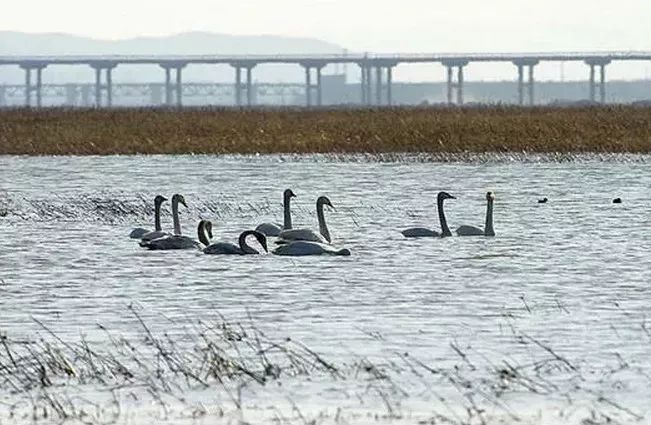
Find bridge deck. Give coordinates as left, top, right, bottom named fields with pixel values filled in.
left=1, top=52, right=650, bottom=66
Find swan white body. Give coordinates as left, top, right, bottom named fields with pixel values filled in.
left=456, top=192, right=496, bottom=237
left=129, top=195, right=167, bottom=239
left=402, top=192, right=455, bottom=238
left=272, top=241, right=350, bottom=257
left=256, top=189, right=296, bottom=237
left=204, top=230, right=268, bottom=255
left=277, top=196, right=334, bottom=244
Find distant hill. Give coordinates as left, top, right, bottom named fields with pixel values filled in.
left=0, top=31, right=346, bottom=56
left=0, top=31, right=349, bottom=84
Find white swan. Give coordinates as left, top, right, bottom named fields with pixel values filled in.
left=456, top=192, right=495, bottom=237
left=141, top=194, right=204, bottom=250
left=276, top=196, right=334, bottom=244
left=129, top=195, right=167, bottom=239
left=402, top=191, right=455, bottom=238
left=204, top=230, right=268, bottom=255
left=272, top=241, right=351, bottom=256
left=255, top=189, right=296, bottom=237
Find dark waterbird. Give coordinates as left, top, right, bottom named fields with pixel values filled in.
left=456, top=192, right=496, bottom=237
left=204, top=229, right=269, bottom=255
left=402, top=191, right=456, bottom=238
left=255, top=189, right=297, bottom=237
left=129, top=195, right=168, bottom=239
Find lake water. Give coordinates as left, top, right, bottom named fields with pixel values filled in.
left=1, top=154, right=651, bottom=424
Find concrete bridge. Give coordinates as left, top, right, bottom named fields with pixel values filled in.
left=1, top=52, right=650, bottom=108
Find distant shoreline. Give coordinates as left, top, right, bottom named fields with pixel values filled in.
left=1, top=106, right=649, bottom=156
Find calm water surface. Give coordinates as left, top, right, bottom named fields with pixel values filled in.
left=1, top=155, right=650, bottom=424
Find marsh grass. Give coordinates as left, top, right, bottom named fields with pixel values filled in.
left=0, top=106, right=649, bottom=155
left=0, top=304, right=647, bottom=424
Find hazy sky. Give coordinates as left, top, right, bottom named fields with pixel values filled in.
left=2, top=0, right=650, bottom=81
left=3, top=0, right=650, bottom=52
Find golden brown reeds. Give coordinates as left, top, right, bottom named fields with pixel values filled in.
left=0, top=105, right=650, bottom=155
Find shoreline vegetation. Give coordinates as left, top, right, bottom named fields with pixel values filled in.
left=0, top=105, right=650, bottom=156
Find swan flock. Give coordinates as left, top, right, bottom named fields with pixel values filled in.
left=131, top=189, right=497, bottom=256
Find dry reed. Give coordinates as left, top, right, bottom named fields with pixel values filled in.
left=0, top=106, right=649, bottom=155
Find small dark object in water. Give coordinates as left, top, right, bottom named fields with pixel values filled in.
left=613, top=198, right=622, bottom=204
left=538, top=198, right=548, bottom=204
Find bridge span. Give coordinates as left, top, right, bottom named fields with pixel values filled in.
left=1, top=52, right=650, bottom=108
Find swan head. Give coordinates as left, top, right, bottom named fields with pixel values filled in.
left=154, top=195, right=168, bottom=206
left=252, top=230, right=268, bottom=252
left=284, top=189, right=297, bottom=199
left=438, top=191, right=456, bottom=201
left=317, top=196, right=335, bottom=211
left=172, top=194, right=188, bottom=208
left=486, top=192, right=495, bottom=202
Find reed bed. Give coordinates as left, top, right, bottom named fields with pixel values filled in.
left=0, top=106, right=650, bottom=155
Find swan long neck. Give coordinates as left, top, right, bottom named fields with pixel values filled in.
left=283, top=194, right=293, bottom=230
left=198, top=222, right=211, bottom=246
left=154, top=201, right=162, bottom=232
left=485, top=199, right=495, bottom=237
left=172, top=198, right=182, bottom=236
left=239, top=231, right=258, bottom=254
left=317, top=201, right=331, bottom=243
left=437, top=197, right=451, bottom=237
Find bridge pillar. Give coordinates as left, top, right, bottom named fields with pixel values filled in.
left=387, top=66, right=393, bottom=106
left=367, top=63, right=397, bottom=106
left=232, top=63, right=257, bottom=107
left=358, top=61, right=395, bottom=106
left=301, top=62, right=326, bottom=107
left=513, top=60, right=538, bottom=106
left=20, top=63, right=47, bottom=107
left=442, top=60, right=468, bottom=105
left=160, top=63, right=186, bottom=107
left=359, top=63, right=370, bottom=105
left=90, top=62, right=117, bottom=107
left=585, top=59, right=610, bottom=103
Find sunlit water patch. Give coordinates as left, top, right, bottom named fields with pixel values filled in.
left=1, top=154, right=651, bottom=424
